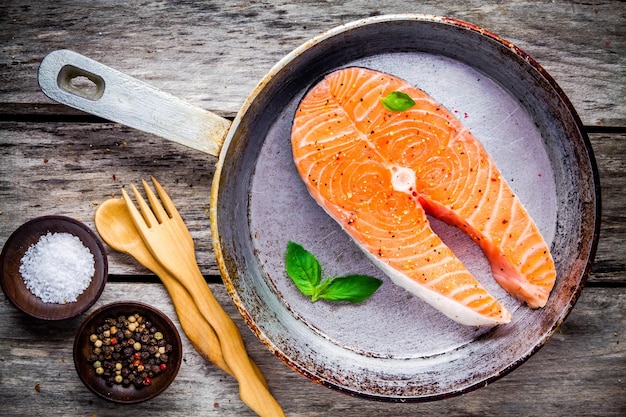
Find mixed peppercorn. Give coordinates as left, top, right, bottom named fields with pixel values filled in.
left=87, top=313, right=172, bottom=388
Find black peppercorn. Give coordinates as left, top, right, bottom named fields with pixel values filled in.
left=86, top=312, right=172, bottom=389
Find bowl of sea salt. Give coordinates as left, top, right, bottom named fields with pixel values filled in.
left=0, top=215, right=107, bottom=320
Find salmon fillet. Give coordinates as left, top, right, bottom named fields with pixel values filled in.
left=290, top=67, right=557, bottom=326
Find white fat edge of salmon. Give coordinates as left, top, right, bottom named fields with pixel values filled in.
left=362, top=248, right=511, bottom=326
left=302, top=163, right=510, bottom=326
left=306, top=187, right=512, bottom=326
left=310, top=201, right=511, bottom=326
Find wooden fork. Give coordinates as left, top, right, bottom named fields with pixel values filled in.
left=122, top=177, right=284, bottom=417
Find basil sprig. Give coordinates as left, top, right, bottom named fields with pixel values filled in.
left=285, top=241, right=383, bottom=303
left=380, top=91, right=416, bottom=112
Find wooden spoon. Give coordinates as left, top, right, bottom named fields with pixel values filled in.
left=94, top=197, right=267, bottom=385
left=122, top=179, right=284, bottom=417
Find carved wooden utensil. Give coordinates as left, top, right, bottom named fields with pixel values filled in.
left=120, top=178, right=284, bottom=417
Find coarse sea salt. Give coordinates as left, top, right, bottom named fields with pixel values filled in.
left=19, top=232, right=95, bottom=304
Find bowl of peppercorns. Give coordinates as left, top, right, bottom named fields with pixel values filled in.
left=73, top=301, right=182, bottom=403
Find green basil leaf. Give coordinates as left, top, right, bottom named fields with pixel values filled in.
left=285, top=242, right=383, bottom=304
left=380, top=91, right=416, bottom=112
left=285, top=241, right=321, bottom=296
left=318, top=274, right=383, bottom=303
left=310, top=278, right=333, bottom=302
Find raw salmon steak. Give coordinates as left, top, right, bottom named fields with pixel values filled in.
left=290, top=67, right=557, bottom=326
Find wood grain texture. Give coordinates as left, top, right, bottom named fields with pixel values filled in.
left=0, top=1, right=624, bottom=415
left=591, top=132, right=626, bottom=282
left=0, top=0, right=624, bottom=126
left=0, top=283, right=624, bottom=417
left=1, top=124, right=622, bottom=282
left=0, top=122, right=218, bottom=275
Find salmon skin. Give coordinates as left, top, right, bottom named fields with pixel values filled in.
left=290, top=67, right=556, bottom=326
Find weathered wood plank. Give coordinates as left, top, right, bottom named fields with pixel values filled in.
left=591, top=132, right=626, bottom=281
left=0, top=121, right=219, bottom=275
left=1, top=123, right=622, bottom=282
left=1, top=3, right=623, bottom=416
left=0, top=0, right=624, bottom=126
left=0, top=283, right=623, bottom=416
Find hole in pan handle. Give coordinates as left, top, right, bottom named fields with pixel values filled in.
left=38, top=49, right=230, bottom=156
left=58, top=64, right=105, bottom=101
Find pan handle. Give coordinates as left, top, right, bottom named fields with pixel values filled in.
left=38, top=50, right=230, bottom=157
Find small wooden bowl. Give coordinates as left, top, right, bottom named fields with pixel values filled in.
left=73, top=301, right=183, bottom=403
left=0, top=215, right=108, bottom=320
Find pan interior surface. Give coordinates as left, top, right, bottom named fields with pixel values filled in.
left=212, top=16, right=599, bottom=401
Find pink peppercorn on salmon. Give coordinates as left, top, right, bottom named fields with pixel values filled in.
left=290, top=67, right=557, bottom=326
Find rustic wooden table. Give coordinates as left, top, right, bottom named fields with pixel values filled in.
left=1, top=1, right=624, bottom=416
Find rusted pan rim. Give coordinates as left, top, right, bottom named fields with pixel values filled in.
left=211, top=14, right=600, bottom=401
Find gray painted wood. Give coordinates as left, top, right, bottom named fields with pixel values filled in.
left=0, top=1, right=624, bottom=415
left=0, top=284, right=624, bottom=416
left=0, top=0, right=624, bottom=126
